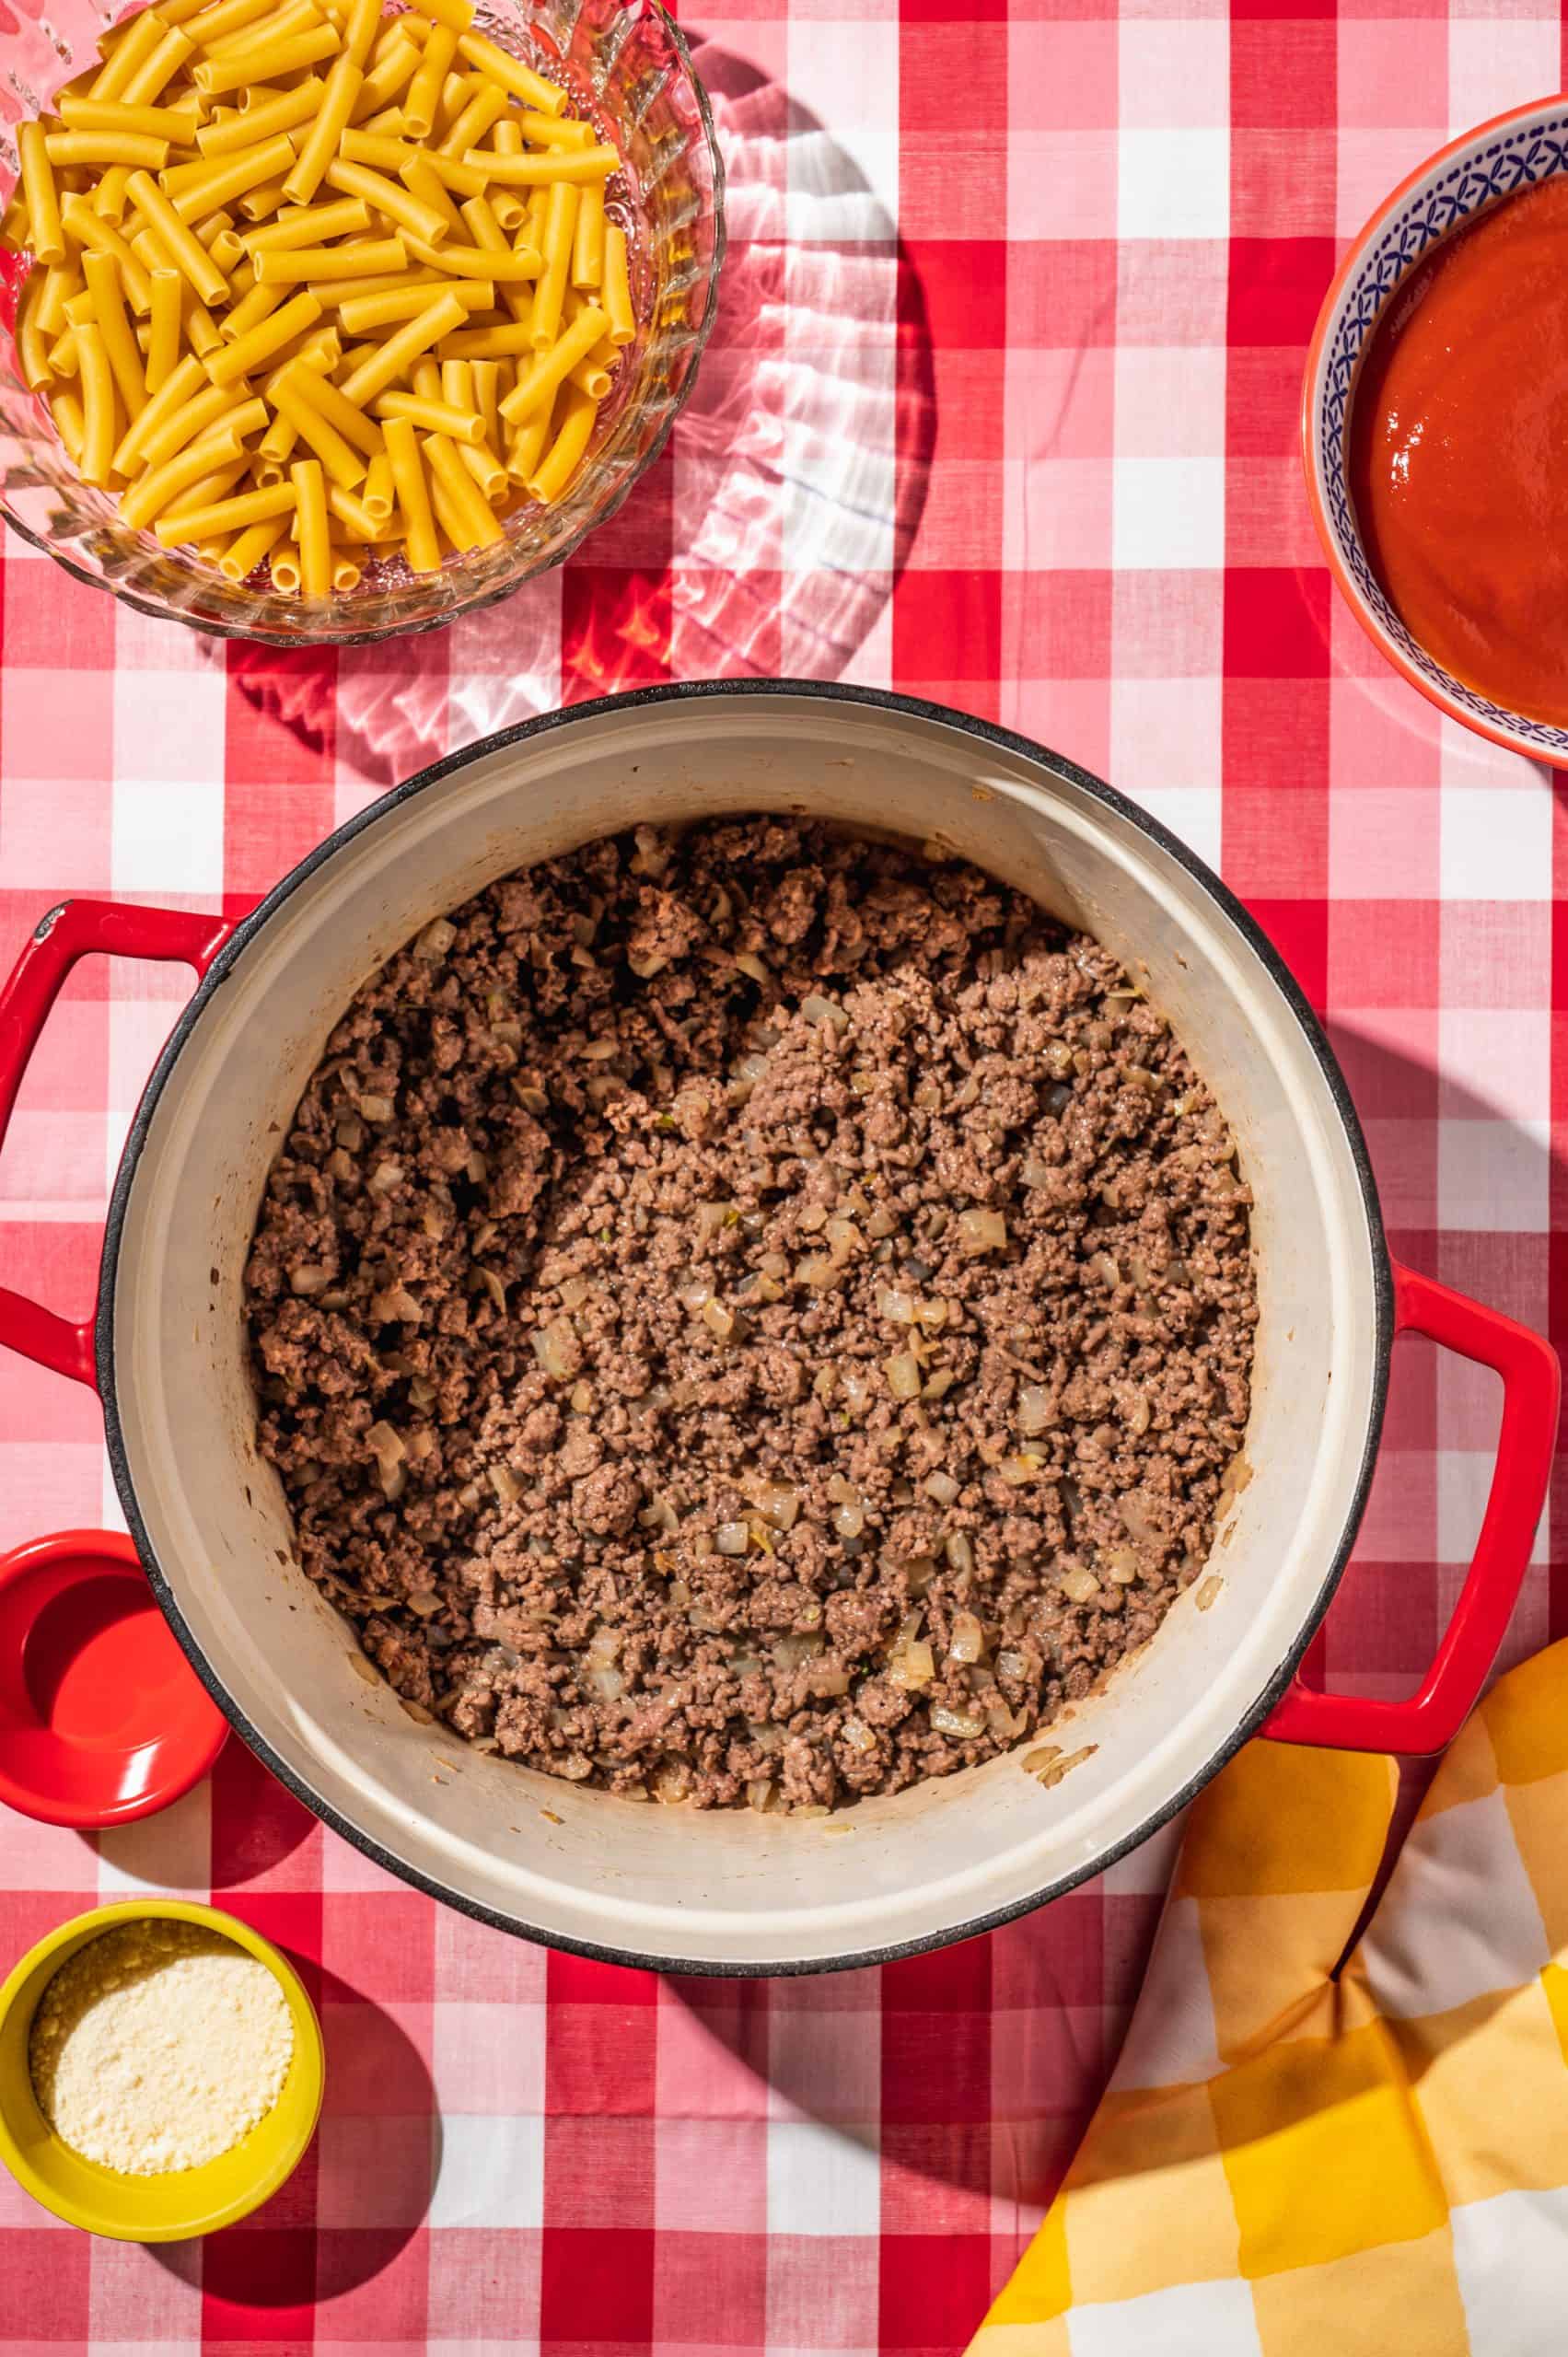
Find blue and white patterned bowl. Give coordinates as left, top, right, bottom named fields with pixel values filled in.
left=1303, top=98, right=1568, bottom=766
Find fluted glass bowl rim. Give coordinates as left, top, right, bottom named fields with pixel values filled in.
left=0, top=1, right=726, bottom=648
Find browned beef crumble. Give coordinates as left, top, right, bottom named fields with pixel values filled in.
left=244, top=819, right=1256, bottom=1812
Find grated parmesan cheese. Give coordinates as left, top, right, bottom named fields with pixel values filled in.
left=29, top=1919, right=294, bottom=2176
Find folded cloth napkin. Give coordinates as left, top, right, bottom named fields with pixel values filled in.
left=970, top=1642, right=1568, bottom=2357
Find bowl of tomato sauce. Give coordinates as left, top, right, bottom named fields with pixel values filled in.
left=1304, top=98, right=1568, bottom=764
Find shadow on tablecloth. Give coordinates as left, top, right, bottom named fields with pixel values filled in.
left=218, top=30, right=937, bottom=786
left=150, top=1957, right=441, bottom=2306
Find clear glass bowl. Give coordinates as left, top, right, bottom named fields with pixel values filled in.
left=0, top=0, right=725, bottom=644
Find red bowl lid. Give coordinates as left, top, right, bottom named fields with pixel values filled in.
left=0, top=1531, right=227, bottom=1828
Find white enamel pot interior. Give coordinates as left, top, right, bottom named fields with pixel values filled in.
left=101, top=683, right=1390, bottom=1973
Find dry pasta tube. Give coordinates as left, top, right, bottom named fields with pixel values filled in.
left=268, top=364, right=369, bottom=487
left=82, top=250, right=149, bottom=418
left=255, top=236, right=407, bottom=282
left=18, top=123, right=66, bottom=264
left=283, top=51, right=363, bottom=203
left=61, top=94, right=202, bottom=141
left=196, top=75, right=321, bottom=153
left=380, top=412, right=439, bottom=569
left=528, top=383, right=596, bottom=504
left=458, top=433, right=506, bottom=503
left=220, top=505, right=290, bottom=576
left=455, top=30, right=564, bottom=116
left=601, top=222, right=634, bottom=345
left=291, top=455, right=331, bottom=592
left=274, top=357, right=384, bottom=455
left=336, top=279, right=492, bottom=333
left=204, top=286, right=321, bottom=383
left=52, top=386, right=87, bottom=462
left=326, top=480, right=381, bottom=537
left=500, top=303, right=607, bottom=424
left=75, top=321, right=119, bottom=479
left=572, top=180, right=604, bottom=290
left=363, top=449, right=394, bottom=518
left=245, top=196, right=371, bottom=254
left=528, top=179, right=577, bottom=352
left=422, top=424, right=500, bottom=541
left=371, top=389, right=482, bottom=442
left=121, top=422, right=246, bottom=528
left=337, top=284, right=469, bottom=405
left=155, top=478, right=296, bottom=544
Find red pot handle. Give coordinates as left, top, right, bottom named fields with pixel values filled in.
left=0, top=898, right=233, bottom=1388
left=1264, top=1260, right=1560, bottom=1756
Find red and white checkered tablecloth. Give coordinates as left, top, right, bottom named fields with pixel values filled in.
left=2, top=0, right=1565, bottom=2343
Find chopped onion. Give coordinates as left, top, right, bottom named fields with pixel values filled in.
left=289, top=1263, right=331, bottom=1296
left=716, top=1521, right=749, bottom=1557
left=948, top=1610, right=986, bottom=1664
left=866, top=1205, right=899, bottom=1238
left=373, top=1283, right=422, bottom=1322
left=327, top=1147, right=355, bottom=1183
left=1018, top=1385, right=1054, bottom=1435
left=531, top=1317, right=581, bottom=1381
left=996, top=1648, right=1030, bottom=1682
left=915, top=1297, right=947, bottom=1332
left=1020, top=1153, right=1052, bottom=1189
left=796, top=1253, right=839, bottom=1292
left=654, top=1760, right=691, bottom=1805
left=357, top=1092, right=394, bottom=1123
left=841, top=1715, right=876, bottom=1756
left=477, top=1268, right=507, bottom=1314
left=1104, top=1547, right=1140, bottom=1585
left=923, top=1469, right=960, bottom=1507
left=366, top=1420, right=404, bottom=1463
left=701, top=1296, right=737, bottom=1343
left=877, top=1286, right=917, bottom=1326
left=923, top=1368, right=956, bottom=1401
left=884, top=1352, right=923, bottom=1399
left=512, top=1082, right=549, bottom=1116
left=774, top=1632, right=825, bottom=1669
left=414, top=917, right=457, bottom=960
left=488, top=1464, right=522, bottom=1504
left=945, top=1531, right=975, bottom=1576
left=831, top=1502, right=865, bottom=1539
left=930, top=1704, right=986, bottom=1739
left=1118, top=1386, right=1152, bottom=1437
left=841, top=1367, right=872, bottom=1415
left=627, top=952, right=668, bottom=980
left=1120, top=1490, right=1156, bottom=1541
left=825, top=1216, right=861, bottom=1261
left=802, top=993, right=849, bottom=1032
left=734, top=951, right=770, bottom=985
left=377, top=1461, right=405, bottom=1502
left=406, top=1588, right=441, bottom=1617
left=1059, top=1566, right=1100, bottom=1605
left=336, top=1114, right=365, bottom=1153
left=1089, top=1251, right=1121, bottom=1290
left=1002, top=1453, right=1044, bottom=1486
left=889, top=1639, right=935, bottom=1689
left=904, top=1554, right=937, bottom=1596
left=747, top=1777, right=779, bottom=1812
left=752, top=1481, right=799, bottom=1532
left=958, top=1209, right=1007, bottom=1257
left=559, top=1275, right=592, bottom=1311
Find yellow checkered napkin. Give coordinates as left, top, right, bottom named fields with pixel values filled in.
left=970, top=1642, right=1568, bottom=2357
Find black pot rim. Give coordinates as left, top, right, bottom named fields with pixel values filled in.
left=97, top=679, right=1394, bottom=1978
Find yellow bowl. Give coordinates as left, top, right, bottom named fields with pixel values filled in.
left=0, top=1898, right=323, bottom=2240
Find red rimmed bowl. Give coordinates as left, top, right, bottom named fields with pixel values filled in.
left=1303, top=95, right=1568, bottom=766
left=0, top=1531, right=227, bottom=1827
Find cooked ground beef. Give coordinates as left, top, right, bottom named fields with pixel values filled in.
left=244, top=819, right=1256, bottom=1812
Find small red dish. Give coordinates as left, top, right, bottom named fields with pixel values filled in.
left=0, top=1531, right=226, bottom=1828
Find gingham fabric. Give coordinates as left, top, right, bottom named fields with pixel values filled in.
left=0, top=0, right=1565, bottom=2344
left=971, top=1643, right=1568, bottom=2357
